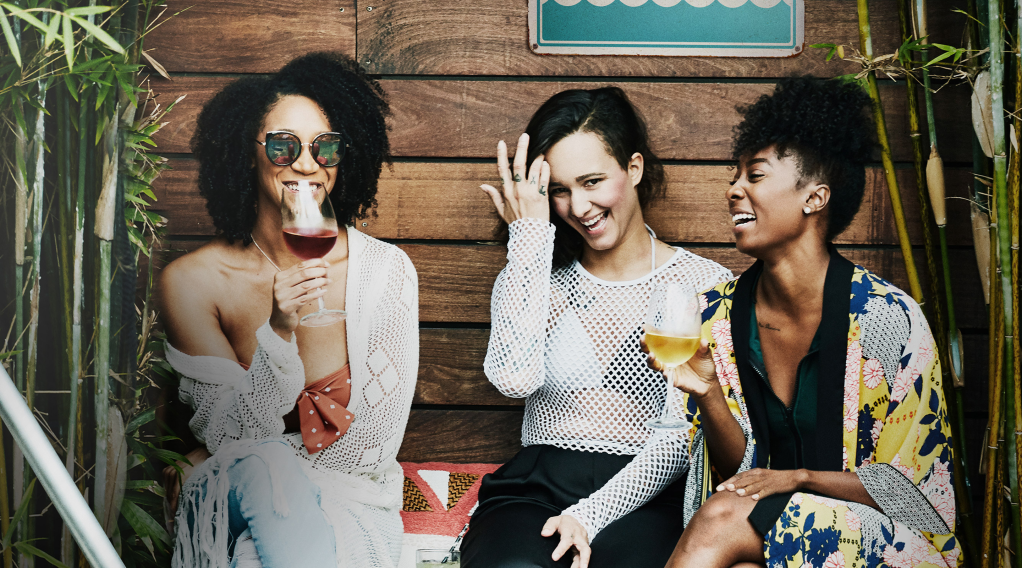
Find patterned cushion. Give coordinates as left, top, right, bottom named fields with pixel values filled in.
left=400, top=462, right=501, bottom=536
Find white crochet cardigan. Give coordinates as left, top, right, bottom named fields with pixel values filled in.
left=167, top=227, right=419, bottom=568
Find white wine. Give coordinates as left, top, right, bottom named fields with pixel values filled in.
left=646, top=333, right=700, bottom=367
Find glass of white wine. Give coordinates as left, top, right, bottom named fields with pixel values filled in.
left=644, top=282, right=701, bottom=430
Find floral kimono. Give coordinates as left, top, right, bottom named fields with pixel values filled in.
left=689, top=248, right=961, bottom=568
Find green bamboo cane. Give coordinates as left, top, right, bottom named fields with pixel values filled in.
left=990, top=2, right=1019, bottom=563
left=93, top=104, right=118, bottom=523
left=898, top=0, right=947, bottom=365
left=856, top=0, right=925, bottom=304
left=903, top=1, right=981, bottom=558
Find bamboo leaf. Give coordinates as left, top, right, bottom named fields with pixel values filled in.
left=0, top=7, right=21, bottom=68
left=65, top=6, right=114, bottom=16
left=0, top=5, right=47, bottom=34
left=42, top=13, right=59, bottom=49
left=2, top=479, right=35, bottom=547
left=140, top=49, right=170, bottom=80
left=66, top=14, right=124, bottom=53
left=61, top=14, right=73, bottom=71
left=11, top=542, right=70, bottom=568
left=125, top=407, right=155, bottom=434
left=120, top=500, right=171, bottom=546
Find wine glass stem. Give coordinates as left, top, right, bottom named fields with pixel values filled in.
left=316, top=290, right=326, bottom=312
left=661, top=370, right=677, bottom=422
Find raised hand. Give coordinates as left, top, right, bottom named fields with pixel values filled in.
left=269, top=258, right=332, bottom=337
left=480, top=133, right=551, bottom=224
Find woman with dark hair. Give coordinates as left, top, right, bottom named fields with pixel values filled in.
left=461, top=87, right=741, bottom=568
left=651, top=77, right=961, bottom=568
left=159, top=52, right=418, bottom=568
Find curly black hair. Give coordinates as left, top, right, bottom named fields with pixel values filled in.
left=524, top=87, right=666, bottom=267
left=731, top=76, right=878, bottom=241
left=191, top=52, right=391, bottom=243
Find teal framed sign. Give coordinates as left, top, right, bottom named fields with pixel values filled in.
left=529, top=0, right=804, bottom=57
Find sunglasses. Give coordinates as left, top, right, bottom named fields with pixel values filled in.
left=257, top=131, right=345, bottom=167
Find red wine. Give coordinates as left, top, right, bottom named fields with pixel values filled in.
left=282, top=228, right=338, bottom=260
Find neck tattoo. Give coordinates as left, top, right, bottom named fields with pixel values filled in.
left=251, top=234, right=282, bottom=272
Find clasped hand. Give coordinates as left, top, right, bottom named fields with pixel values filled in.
left=480, top=133, right=551, bottom=224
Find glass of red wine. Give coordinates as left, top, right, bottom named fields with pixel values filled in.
left=281, top=180, right=346, bottom=327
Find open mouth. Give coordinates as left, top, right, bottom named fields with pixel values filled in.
left=732, top=213, right=756, bottom=227
left=284, top=181, right=322, bottom=192
left=579, top=211, right=609, bottom=233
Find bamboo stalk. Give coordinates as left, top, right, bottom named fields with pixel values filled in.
left=898, top=0, right=947, bottom=372
left=989, top=0, right=1020, bottom=561
left=93, top=104, right=118, bottom=523
left=856, top=0, right=925, bottom=304
left=985, top=227, right=1006, bottom=567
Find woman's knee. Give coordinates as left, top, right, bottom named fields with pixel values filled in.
left=692, top=491, right=750, bottom=528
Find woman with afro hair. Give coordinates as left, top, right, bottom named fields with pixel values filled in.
left=646, top=77, right=961, bottom=567
left=159, top=52, right=418, bottom=568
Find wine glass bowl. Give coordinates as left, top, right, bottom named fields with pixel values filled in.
left=644, top=282, right=700, bottom=430
left=281, top=180, right=346, bottom=327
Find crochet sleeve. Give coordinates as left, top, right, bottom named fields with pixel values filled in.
left=483, top=218, right=557, bottom=398
left=174, top=321, right=305, bottom=454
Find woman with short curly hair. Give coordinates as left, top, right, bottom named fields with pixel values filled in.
left=160, top=52, right=418, bottom=568
left=650, top=77, right=961, bottom=567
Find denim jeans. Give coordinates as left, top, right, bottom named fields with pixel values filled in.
left=192, top=440, right=337, bottom=567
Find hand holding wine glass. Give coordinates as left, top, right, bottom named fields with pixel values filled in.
left=281, top=180, right=346, bottom=327
left=643, top=282, right=701, bottom=429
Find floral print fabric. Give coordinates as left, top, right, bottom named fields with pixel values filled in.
left=699, top=266, right=961, bottom=568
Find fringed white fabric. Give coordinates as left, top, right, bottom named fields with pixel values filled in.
left=172, top=439, right=291, bottom=568
left=485, top=218, right=733, bottom=541
left=169, top=227, right=418, bottom=568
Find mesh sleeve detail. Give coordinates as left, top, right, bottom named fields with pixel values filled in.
left=175, top=321, right=305, bottom=454
left=486, top=227, right=734, bottom=537
left=483, top=218, right=557, bottom=398
left=563, top=429, right=689, bottom=542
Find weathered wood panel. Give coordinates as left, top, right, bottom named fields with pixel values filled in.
left=397, top=409, right=523, bottom=463
left=158, top=241, right=985, bottom=328
left=144, top=0, right=357, bottom=73
left=355, top=0, right=963, bottom=78
left=415, top=328, right=991, bottom=408
left=417, top=328, right=520, bottom=406
left=149, top=78, right=972, bottom=163
left=153, top=159, right=975, bottom=246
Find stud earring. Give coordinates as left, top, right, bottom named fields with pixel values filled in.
left=803, top=206, right=811, bottom=214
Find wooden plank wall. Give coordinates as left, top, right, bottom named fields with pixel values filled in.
left=145, top=0, right=988, bottom=487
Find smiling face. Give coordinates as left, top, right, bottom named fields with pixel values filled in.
left=728, top=146, right=829, bottom=259
left=254, top=95, right=337, bottom=212
left=546, top=131, right=645, bottom=253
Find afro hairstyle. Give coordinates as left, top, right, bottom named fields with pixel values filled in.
left=191, top=52, right=391, bottom=244
left=731, top=76, right=878, bottom=241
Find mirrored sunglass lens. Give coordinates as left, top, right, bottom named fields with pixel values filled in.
left=266, top=136, right=299, bottom=165
left=313, top=136, right=343, bottom=166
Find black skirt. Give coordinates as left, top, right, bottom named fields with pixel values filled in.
left=462, top=444, right=687, bottom=568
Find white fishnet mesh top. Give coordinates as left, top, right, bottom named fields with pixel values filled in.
left=485, top=218, right=733, bottom=541
left=168, top=227, right=418, bottom=568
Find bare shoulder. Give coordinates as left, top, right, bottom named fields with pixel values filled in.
left=158, top=240, right=240, bottom=358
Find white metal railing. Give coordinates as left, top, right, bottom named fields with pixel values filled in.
left=0, top=365, right=124, bottom=567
